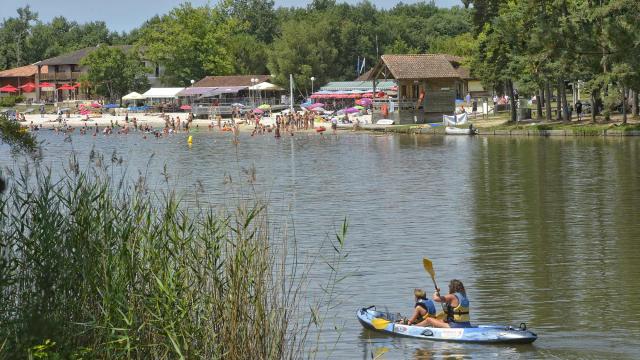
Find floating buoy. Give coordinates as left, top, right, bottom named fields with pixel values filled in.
left=187, top=135, right=193, bottom=144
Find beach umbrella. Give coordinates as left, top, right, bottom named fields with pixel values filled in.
left=231, top=103, right=245, bottom=107
left=122, top=92, right=146, bottom=101
left=311, top=107, right=325, bottom=112
left=307, top=102, right=324, bottom=109
left=356, top=98, right=372, bottom=106
left=19, top=82, right=37, bottom=92
left=57, top=84, right=75, bottom=90
left=90, top=103, right=102, bottom=108
left=180, top=105, right=192, bottom=110
left=73, top=82, right=82, bottom=88
left=344, top=107, right=360, bottom=114
left=0, top=85, right=18, bottom=93
left=354, top=105, right=365, bottom=110
left=258, top=104, right=271, bottom=110
left=38, top=82, right=55, bottom=89
left=104, top=104, right=119, bottom=109
left=253, top=108, right=264, bottom=114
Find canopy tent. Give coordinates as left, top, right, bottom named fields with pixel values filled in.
left=177, top=87, right=217, bottom=97
left=199, top=86, right=248, bottom=98
left=248, top=82, right=285, bottom=91
left=122, top=91, right=146, bottom=101
left=319, top=80, right=397, bottom=92
left=310, top=90, right=386, bottom=99
left=143, top=87, right=185, bottom=99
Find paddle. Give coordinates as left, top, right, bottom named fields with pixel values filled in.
left=422, top=257, right=439, bottom=295
left=424, top=257, right=449, bottom=317
left=371, top=317, right=391, bottom=330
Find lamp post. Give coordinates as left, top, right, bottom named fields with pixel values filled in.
left=310, top=76, right=316, bottom=96
left=190, top=79, right=195, bottom=109
left=250, top=78, right=259, bottom=106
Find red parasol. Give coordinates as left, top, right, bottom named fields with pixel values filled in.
left=39, top=82, right=55, bottom=88
left=57, top=84, right=76, bottom=90
left=90, top=103, right=102, bottom=108
left=19, top=82, right=36, bottom=92
left=180, top=105, right=192, bottom=110
left=73, top=82, right=82, bottom=88
left=0, top=84, right=18, bottom=93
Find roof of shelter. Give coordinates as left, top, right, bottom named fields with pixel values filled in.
left=320, top=80, right=396, bottom=91
left=36, top=45, right=134, bottom=66
left=0, top=64, right=48, bottom=78
left=193, top=75, right=271, bottom=88
left=373, top=54, right=464, bottom=80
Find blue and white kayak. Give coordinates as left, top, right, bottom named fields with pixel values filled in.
left=357, top=306, right=537, bottom=344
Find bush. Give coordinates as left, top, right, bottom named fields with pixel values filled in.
left=0, top=154, right=347, bottom=359
left=0, top=95, right=25, bottom=107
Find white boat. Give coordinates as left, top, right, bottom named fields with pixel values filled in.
left=445, top=126, right=477, bottom=135
left=376, top=119, right=395, bottom=125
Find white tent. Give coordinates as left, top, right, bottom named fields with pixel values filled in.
left=142, top=88, right=185, bottom=99
left=122, top=91, right=146, bottom=101
left=248, top=82, right=285, bottom=91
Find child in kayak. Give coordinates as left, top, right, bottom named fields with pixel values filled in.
left=426, top=279, right=472, bottom=328
left=399, top=289, right=437, bottom=325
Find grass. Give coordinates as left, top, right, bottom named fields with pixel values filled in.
left=0, top=152, right=348, bottom=359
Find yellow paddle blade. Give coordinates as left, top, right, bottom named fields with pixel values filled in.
left=371, top=317, right=391, bottom=330
left=423, top=258, right=435, bottom=279
left=373, top=346, right=390, bottom=359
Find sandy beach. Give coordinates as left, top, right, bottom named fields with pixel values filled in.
left=20, top=111, right=376, bottom=132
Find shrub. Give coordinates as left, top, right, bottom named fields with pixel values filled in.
left=0, top=154, right=347, bottom=359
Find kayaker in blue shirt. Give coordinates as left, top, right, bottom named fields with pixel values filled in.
left=425, top=279, right=472, bottom=328
left=400, top=289, right=437, bottom=325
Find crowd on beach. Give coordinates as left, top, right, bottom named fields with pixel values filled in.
left=27, top=108, right=346, bottom=140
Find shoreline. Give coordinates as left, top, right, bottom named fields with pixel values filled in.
left=19, top=112, right=640, bottom=137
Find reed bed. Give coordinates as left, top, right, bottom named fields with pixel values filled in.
left=0, top=153, right=347, bottom=359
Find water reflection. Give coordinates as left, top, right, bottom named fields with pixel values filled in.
left=1, top=132, right=639, bottom=359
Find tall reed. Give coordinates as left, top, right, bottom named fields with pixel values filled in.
left=0, top=153, right=347, bottom=359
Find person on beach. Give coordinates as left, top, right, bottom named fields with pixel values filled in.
left=398, top=289, right=437, bottom=326
left=423, top=279, right=471, bottom=328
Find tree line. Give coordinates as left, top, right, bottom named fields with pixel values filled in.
left=469, top=0, right=640, bottom=123
left=0, top=1, right=472, bottom=96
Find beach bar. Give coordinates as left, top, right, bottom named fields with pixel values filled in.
left=367, top=54, right=472, bottom=124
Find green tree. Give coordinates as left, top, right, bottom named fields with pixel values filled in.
left=137, top=3, right=237, bottom=86
left=267, top=17, right=338, bottom=94
left=80, top=46, right=149, bottom=103
left=0, top=6, right=38, bottom=68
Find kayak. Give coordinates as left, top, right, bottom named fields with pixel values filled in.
left=357, top=306, right=537, bottom=344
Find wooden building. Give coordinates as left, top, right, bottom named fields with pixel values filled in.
left=0, top=64, right=48, bottom=102
left=368, top=54, right=474, bottom=123
left=34, top=45, right=163, bottom=102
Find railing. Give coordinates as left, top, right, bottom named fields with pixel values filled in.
left=38, top=72, right=83, bottom=81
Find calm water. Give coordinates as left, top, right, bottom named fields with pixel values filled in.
left=2, top=130, right=640, bottom=359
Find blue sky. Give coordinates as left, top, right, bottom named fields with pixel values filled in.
left=2, top=0, right=463, bottom=32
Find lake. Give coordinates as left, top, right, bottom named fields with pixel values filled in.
left=2, top=130, right=639, bottom=359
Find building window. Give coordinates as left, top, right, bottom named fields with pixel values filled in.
left=155, top=65, right=160, bottom=78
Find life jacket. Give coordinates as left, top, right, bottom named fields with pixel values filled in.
left=415, top=298, right=436, bottom=320
left=446, top=292, right=470, bottom=323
